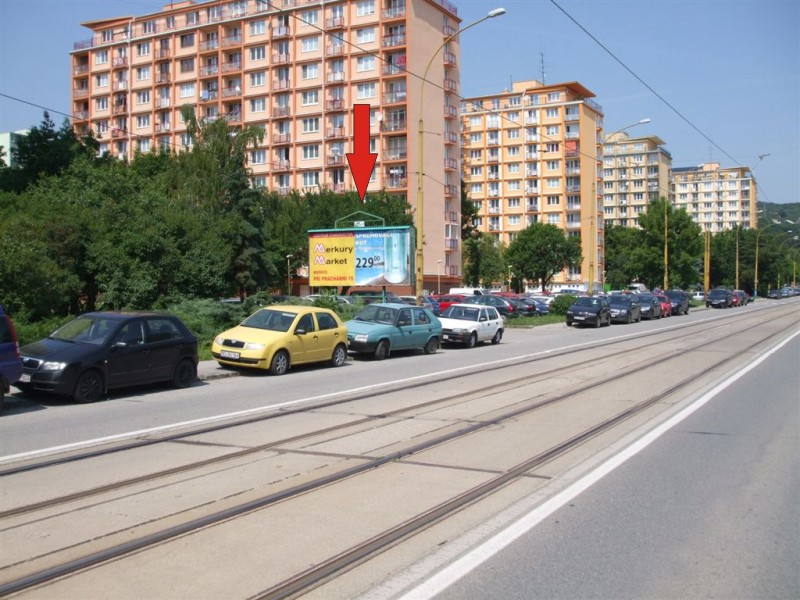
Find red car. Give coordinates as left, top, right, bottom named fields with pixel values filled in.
left=655, top=294, right=671, bottom=318
left=435, top=294, right=466, bottom=311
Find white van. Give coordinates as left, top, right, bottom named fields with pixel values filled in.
left=449, top=287, right=489, bottom=296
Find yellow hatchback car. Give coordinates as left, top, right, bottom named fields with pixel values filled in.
left=212, top=306, right=348, bottom=375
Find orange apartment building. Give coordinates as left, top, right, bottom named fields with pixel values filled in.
left=461, top=79, right=605, bottom=291
left=602, top=132, right=673, bottom=228
left=69, top=0, right=464, bottom=291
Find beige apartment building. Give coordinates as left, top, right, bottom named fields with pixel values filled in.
left=461, top=79, right=604, bottom=290
left=601, top=132, right=672, bottom=228
left=69, top=0, right=464, bottom=290
left=670, top=163, right=757, bottom=232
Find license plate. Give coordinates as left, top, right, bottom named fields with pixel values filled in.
left=20, top=373, right=31, bottom=383
left=574, top=316, right=585, bottom=320
left=220, top=350, right=240, bottom=359
left=442, top=334, right=450, bottom=340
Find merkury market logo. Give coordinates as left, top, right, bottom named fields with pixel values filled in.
left=313, top=242, right=353, bottom=265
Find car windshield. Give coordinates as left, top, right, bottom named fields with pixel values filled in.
left=50, top=315, right=119, bottom=345
left=442, top=306, right=481, bottom=321
left=241, top=309, right=297, bottom=332
left=708, top=290, right=727, bottom=298
left=353, top=305, right=397, bottom=324
left=609, top=297, right=631, bottom=307
left=574, top=297, right=600, bottom=307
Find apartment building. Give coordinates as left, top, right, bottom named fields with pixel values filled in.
left=461, top=79, right=604, bottom=290
left=602, top=132, right=672, bottom=228
left=671, top=163, right=757, bottom=232
left=69, top=0, right=464, bottom=290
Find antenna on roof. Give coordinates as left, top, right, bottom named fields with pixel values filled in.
left=539, top=52, right=548, bottom=84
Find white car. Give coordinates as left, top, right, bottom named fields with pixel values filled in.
left=438, top=303, right=504, bottom=348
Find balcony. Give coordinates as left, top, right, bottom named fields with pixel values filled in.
left=221, top=62, right=242, bottom=73
left=442, top=24, right=456, bottom=37
left=326, top=99, right=345, bottom=111
left=384, top=149, right=407, bottom=161
left=383, top=7, right=406, bottom=19
left=385, top=177, right=408, bottom=189
left=73, top=88, right=90, bottom=98
left=271, top=26, right=291, bottom=39
left=222, top=34, right=242, bottom=47
left=325, top=45, right=346, bottom=57
left=326, top=71, right=345, bottom=83
left=276, top=187, right=291, bottom=196
left=222, top=87, right=241, bottom=98
left=200, top=90, right=218, bottom=101
left=382, top=34, right=406, bottom=48
left=383, top=120, right=406, bottom=132
left=443, top=78, right=457, bottom=92
left=113, top=57, right=127, bottom=68
left=486, top=155, right=499, bottom=164
left=272, top=53, right=291, bottom=64
left=443, top=51, right=456, bottom=66
left=382, top=64, right=405, bottom=76
left=112, top=104, right=127, bottom=115
left=273, top=132, right=291, bottom=144
left=273, top=79, right=291, bottom=90
left=158, top=98, right=171, bottom=108
left=526, top=202, right=539, bottom=212
left=273, top=160, right=291, bottom=171
left=272, top=107, right=291, bottom=118
left=444, top=158, right=458, bottom=170
left=112, top=81, right=127, bottom=91
left=443, top=104, right=457, bottom=118
left=226, top=112, right=242, bottom=124
left=326, top=17, right=345, bottom=29
left=444, top=131, right=458, bottom=144
left=327, top=155, right=345, bottom=166
left=444, top=185, right=458, bottom=197
left=154, top=122, right=170, bottom=132
left=157, top=49, right=171, bottom=59
left=111, top=129, right=127, bottom=139
left=383, top=91, right=406, bottom=104
left=566, top=185, right=580, bottom=193
left=73, top=110, right=88, bottom=121
left=200, top=39, right=219, bottom=51
left=332, top=183, right=346, bottom=193
left=199, top=66, right=218, bottom=77
left=326, top=127, right=346, bottom=139
left=73, top=64, right=89, bottom=75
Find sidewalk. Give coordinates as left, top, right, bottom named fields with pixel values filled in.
left=197, top=360, right=239, bottom=382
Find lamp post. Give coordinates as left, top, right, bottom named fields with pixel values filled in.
left=286, top=254, right=293, bottom=295
left=437, top=259, right=442, bottom=294
left=592, top=118, right=652, bottom=295
left=415, top=7, right=506, bottom=306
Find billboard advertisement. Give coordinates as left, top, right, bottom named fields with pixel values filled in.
left=308, top=226, right=414, bottom=287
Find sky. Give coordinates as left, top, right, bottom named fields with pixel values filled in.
left=1, top=0, right=798, bottom=205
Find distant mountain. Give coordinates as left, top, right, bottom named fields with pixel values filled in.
left=758, top=201, right=800, bottom=228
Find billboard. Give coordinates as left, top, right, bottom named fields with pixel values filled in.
left=308, top=226, right=414, bottom=287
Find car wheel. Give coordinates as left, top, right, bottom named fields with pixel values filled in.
left=172, top=359, right=196, bottom=388
left=626, top=313, right=632, bottom=324
left=566, top=321, right=572, bottom=327
left=270, top=350, right=290, bottom=375
left=595, top=317, right=601, bottom=328
left=374, top=340, right=389, bottom=361
left=423, top=337, right=439, bottom=355
left=491, top=329, right=503, bottom=344
left=330, top=343, right=347, bottom=367
left=73, top=370, right=104, bottom=403
left=466, top=332, right=477, bottom=349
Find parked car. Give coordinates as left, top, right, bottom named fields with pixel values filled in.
left=665, top=290, right=690, bottom=315
left=691, top=290, right=705, bottom=302
left=608, top=294, right=642, bottom=324
left=706, top=288, right=733, bottom=308
left=519, top=296, right=551, bottom=316
left=438, top=304, right=504, bottom=348
left=729, top=292, right=742, bottom=307
left=435, top=294, right=466, bottom=312
left=654, top=293, right=672, bottom=317
left=345, top=303, right=441, bottom=360
left=16, top=312, right=198, bottom=403
left=636, top=293, right=663, bottom=320
left=767, top=289, right=780, bottom=299
left=565, top=296, right=611, bottom=328
left=733, top=290, right=751, bottom=305
left=423, top=295, right=442, bottom=316
left=0, top=305, right=23, bottom=410
left=345, top=289, right=403, bottom=305
left=304, top=294, right=353, bottom=304
left=213, top=306, right=347, bottom=375
left=461, top=294, right=519, bottom=318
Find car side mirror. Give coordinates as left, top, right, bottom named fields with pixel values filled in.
left=295, top=328, right=307, bottom=335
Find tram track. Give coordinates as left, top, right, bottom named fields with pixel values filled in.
left=1, top=304, right=797, bottom=598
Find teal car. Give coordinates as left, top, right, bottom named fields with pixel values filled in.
left=345, top=303, right=442, bottom=360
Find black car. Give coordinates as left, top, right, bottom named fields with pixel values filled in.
left=566, top=296, right=611, bottom=328
left=461, top=294, right=519, bottom=318
left=665, top=290, right=690, bottom=315
left=0, top=305, right=23, bottom=410
left=706, top=289, right=733, bottom=308
left=17, top=312, right=198, bottom=403
left=608, top=295, right=642, bottom=324
left=635, top=293, right=663, bottom=320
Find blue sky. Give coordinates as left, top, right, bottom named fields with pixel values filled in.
left=1, top=0, right=797, bottom=205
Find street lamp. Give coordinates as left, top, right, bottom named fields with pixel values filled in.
left=592, top=118, right=652, bottom=295
left=436, top=259, right=443, bottom=294
left=415, top=7, right=506, bottom=306
left=286, top=254, right=293, bottom=295
left=507, top=265, right=513, bottom=291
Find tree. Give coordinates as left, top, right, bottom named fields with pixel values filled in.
left=462, top=232, right=505, bottom=287
left=505, top=223, right=582, bottom=292
left=604, top=223, right=645, bottom=289
left=460, top=180, right=479, bottom=239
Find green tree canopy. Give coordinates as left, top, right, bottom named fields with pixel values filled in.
left=505, top=223, right=582, bottom=292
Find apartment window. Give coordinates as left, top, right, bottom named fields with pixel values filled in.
left=302, top=117, right=320, bottom=133
left=507, top=147, right=520, bottom=157
left=302, top=63, right=319, bottom=79
left=135, top=66, right=149, bottom=81
left=96, top=120, right=109, bottom=134
left=508, top=198, right=520, bottom=208
left=250, top=98, right=266, bottom=112
left=547, top=92, right=561, bottom=102
left=136, top=90, right=150, bottom=104
left=250, top=19, right=266, bottom=35
left=507, top=163, right=520, bottom=173
left=96, top=73, right=109, bottom=87
left=546, top=143, right=559, bottom=152
left=250, top=71, right=266, bottom=87
left=303, top=145, right=320, bottom=159
left=469, top=166, right=482, bottom=176
left=508, top=129, right=520, bottom=139
left=302, top=10, right=318, bottom=25
left=356, top=55, right=375, bottom=72
left=546, top=125, right=559, bottom=136
left=470, top=183, right=482, bottom=194
left=470, top=132, right=482, bottom=143
left=508, top=215, right=521, bottom=225
left=546, top=160, right=560, bottom=171
left=547, top=195, right=560, bottom=205
left=179, top=83, right=195, bottom=98
left=180, top=58, right=194, bottom=73
left=357, top=82, right=375, bottom=99
left=356, top=0, right=375, bottom=16
left=301, top=90, right=319, bottom=105
left=250, top=46, right=266, bottom=60
left=547, top=214, right=561, bottom=224
left=95, top=96, right=109, bottom=111
left=508, top=111, right=519, bottom=121
left=137, top=42, right=150, bottom=56
left=301, top=36, right=319, bottom=52
left=356, top=28, right=375, bottom=44
left=95, top=51, right=109, bottom=66
left=250, top=150, right=266, bottom=164
left=302, top=171, right=320, bottom=187
left=136, top=114, right=150, bottom=129
left=545, top=108, right=559, bottom=118
left=101, top=30, right=113, bottom=42
left=252, top=176, right=267, bottom=188
left=180, top=33, right=195, bottom=48
left=508, top=181, right=520, bottom=191
left=469, top=149, right=482, bottom=160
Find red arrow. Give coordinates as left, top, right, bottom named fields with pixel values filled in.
left=346, top=104, right=377, bottom=203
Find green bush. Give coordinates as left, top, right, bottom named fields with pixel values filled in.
left=549, top=294, right=577, bottom=316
